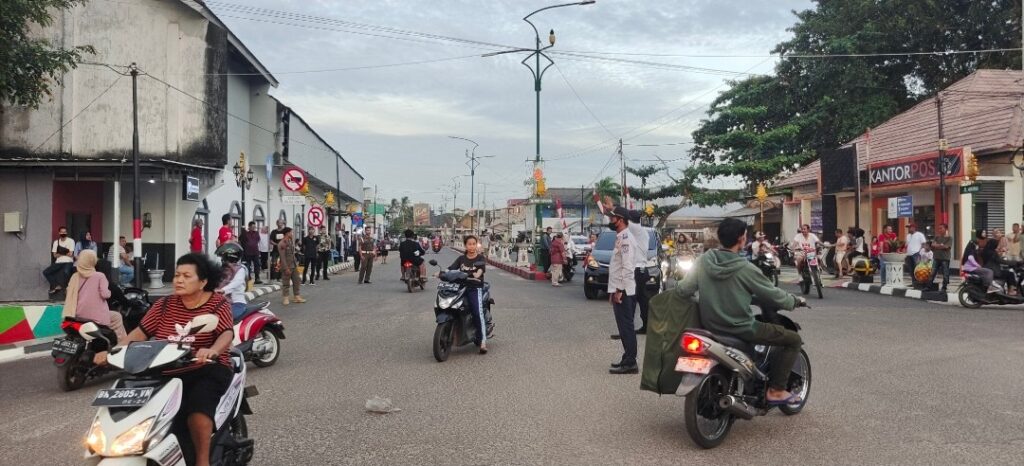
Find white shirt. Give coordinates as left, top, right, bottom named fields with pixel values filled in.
left=258, top=232, right=270, bottom=253
left=906, top=231, right=927, bottom=255
left=627, top=221, right=648, bottom=269
left=608, top=228, right=638, bottom=295
left=751, top=240, right=774, bottom=256
left=52, top=237, right=75, bottom=263
left=790, top=233, right=820, bottom=251
left=221, top=266, right=248, bottom=304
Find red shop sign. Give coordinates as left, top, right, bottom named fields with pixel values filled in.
left=868, top=148, right=965, bottom=188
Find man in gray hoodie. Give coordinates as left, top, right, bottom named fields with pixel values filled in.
left=677, top=218, right=806, bottom=404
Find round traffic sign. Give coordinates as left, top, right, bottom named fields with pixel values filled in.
left=307, top=205, right=325, bottom=227
left=282, top=168, right=307, bottom=192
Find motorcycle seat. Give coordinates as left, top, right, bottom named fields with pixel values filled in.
left=686, top=328, right=755, bottom=355
left=234, top=302, right=268, bottom=323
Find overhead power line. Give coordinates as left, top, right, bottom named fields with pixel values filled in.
left=556, top=47, right=1024, bottom=59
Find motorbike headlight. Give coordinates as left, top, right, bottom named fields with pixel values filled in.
left=109, top=417, right=154, bottom=456
left=587, top=255, right=599, bottom=269
left=679, top=259, right=694, bottom=271
left=764, top=253, right=773, bottom=260
left=86, top=418, right=106, bottom=454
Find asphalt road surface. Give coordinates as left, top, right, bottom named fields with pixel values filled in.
left=2, top=249, right=1022, bottom=465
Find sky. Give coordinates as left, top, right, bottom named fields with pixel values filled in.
left=210, top=0, right=815, bottom=212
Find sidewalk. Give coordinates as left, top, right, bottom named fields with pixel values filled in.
left=777, top=266, right=962, bottom=304
left=451, top=246, right=546, bottom=281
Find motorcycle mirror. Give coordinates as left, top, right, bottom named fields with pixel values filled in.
left=429, top=260, right=438, bottom=266
left=188, top=314, right=220, bottom=334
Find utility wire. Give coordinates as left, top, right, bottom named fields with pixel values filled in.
left=552, top=62, right=617, bottom=140
left=197, top=54, right=484, bottom=76
left=32, top=75, right=123, bottom=153
left=556, top=47, right=1024, bottom=59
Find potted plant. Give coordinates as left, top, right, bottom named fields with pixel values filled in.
left=881, top=239, right=906, bottom=263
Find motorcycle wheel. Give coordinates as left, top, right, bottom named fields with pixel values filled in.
left=230, top=415, right=253, bottom=464
left=583, top=285, right=599, bottom=300
left=58, top=360, right=87, bottom=392
left=958, top=286, right=983, bottom=309
left=406, top=275, right=414, bottom=293
left=683, top=370, right=735, bottom=449
left=813, top=269, right=823, bottom=299
left=779, top=349, right=812, bottom=415
left=251, top=329, right=281, bottom=368
left=432, top=322, right=453, bottom=362
left=800, top=272, right=810, bottom=295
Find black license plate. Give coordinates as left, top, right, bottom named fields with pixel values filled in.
left=92, top=388, right=154, bottom=407
left=51, top=338, right=82, bottom=355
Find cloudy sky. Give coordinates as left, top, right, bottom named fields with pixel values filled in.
left=210, top=0, right=814, bottom=211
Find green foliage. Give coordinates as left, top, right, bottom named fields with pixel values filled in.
left=1, top=0, right=94, bottom=108
left=593, top=177, right=621, bottom=203
left=688, top=0, right=1022, bottom=187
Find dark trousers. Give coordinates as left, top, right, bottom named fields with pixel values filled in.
left=244, top=255, right=261, bottom=282
left=612, top=294, right=638, bottom=365
left=260, top=252, right=269, bottom=271
left=540, top=248, right=550, bottom=272
left=633, top=268, right=650, bottom=328
left=303, top=255, right=317, bottom=283
left=748, top=321, right=802, bottom=391
left=353, top=251, right=361, bottom=271
left=318, top=251, right=331, bottom=278
left=930, top=259, right=950, bottom=290
left=358, top=253, right=374, bottom=282
left=43, top=262, right=72, bottom=289
left=466, top=287, right=487, bottom=345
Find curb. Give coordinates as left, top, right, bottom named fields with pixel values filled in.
left=838, top=281, right=952, bottom=303
left=0, top=336, right=57, bottom=364
left=451, top=246, right=540, bottom=280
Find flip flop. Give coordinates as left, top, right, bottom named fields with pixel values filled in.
left=766, top=393, right=802, bottom=406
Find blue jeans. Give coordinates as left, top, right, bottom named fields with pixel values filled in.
left=231, top=302, right=247, bottom=321
left=118, top=265, right=134, bottom=286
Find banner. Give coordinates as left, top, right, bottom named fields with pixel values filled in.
left=413, top=203, right=431, bottom=226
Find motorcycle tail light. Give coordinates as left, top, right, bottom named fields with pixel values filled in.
left=403, top=261, right=412, bottom=267
left=682, top=334, right=707, bottom=354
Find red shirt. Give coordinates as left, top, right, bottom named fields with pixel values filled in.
left=217, top=225, right=233, bottom=246
left=139, top=294, right=233, bottom=375
left=879, top=232, right=897, bottom=252
left=190, top=227, right=203, bottom=252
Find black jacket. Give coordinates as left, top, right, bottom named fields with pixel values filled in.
left=301, top=235, right=319, bottom=257
left=399, top=239, right=425, bottom=262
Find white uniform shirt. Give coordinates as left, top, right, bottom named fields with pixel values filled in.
left=608, top=228, right=638, bottom=296
left=52, top=237, right=75, bottom=264
left=906, top=231, right=927, bottom=255
left=627, top=221, right=648, bottom=269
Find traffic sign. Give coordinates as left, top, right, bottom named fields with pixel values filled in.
left=307, top=205, right=325, bottom=227
left=960, top=184, right=981, bottom=194
left=282, top=195, right=306, bottom=205
left=282, top=168, right=307, bottom=192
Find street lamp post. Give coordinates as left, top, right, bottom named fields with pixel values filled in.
left=233, top=152, right=255, bottom=232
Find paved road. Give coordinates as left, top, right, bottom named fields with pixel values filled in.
left=2, top=249, right=1022, bottom=465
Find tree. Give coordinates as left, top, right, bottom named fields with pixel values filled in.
left=688, top=0, right=1022, bottom=186
left=593, top=177, right=621, bottom=203
left=2, top=0, right=94, bottom=108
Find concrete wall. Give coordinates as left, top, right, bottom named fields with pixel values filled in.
left=0, top=172, right=55, bottom=300
left=285, top=113, right=362, bottom=202
left=0, top=0, right=228, bottom=165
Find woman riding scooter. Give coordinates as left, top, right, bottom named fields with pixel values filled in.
left=215, top=242, right=249, bottom=320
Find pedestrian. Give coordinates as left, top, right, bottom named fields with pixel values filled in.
left=269, top=219, right=286, bottom=282
left=277, top=227, right=305, bottom=305
left=834, top=228, right=849, bottom=278
left=350, top=233, right=361, bottom=271
left=61, top=249, right=127, bottom=342
left=216, top=214, right=234, bottom=247
left=358, top=227, right=377, bottom=284
left=627, top=209, right=650, bottom=335
left=930, top=223, right=952, bottom=292
left=241, top=221, right=262, bottom=285
left=301, top=228, right=319, bottom=285
left=74, top=231, right=98, bottom=259
left=318, top=226, right=333, bottom=281
left=605, top=207, right=640, bottom=374
left=379, top=233, right=390, bottom=265
left=258, top=225, right=270, bottom=277
left=994, top=228, right=1010, bottom=259
left=904, top=223, right=927, bottom=277
left=43, top=226, right=76, bottom=295
left=549, top=232, right=566, bottom=286
left=540, top=227, right=553, bottom=272
left=189, top=218, right=204, bottom=253
left=335, top=225, right=346, bottom=262
left=1010, top=223, right=1022, bottom=260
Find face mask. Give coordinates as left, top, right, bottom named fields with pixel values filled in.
left=607, top=220, right=618, bottom=230
left=60, top=233, right=67, bottom=238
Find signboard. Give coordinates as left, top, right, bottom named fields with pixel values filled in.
left=351, top=212, right=363, bottom=228
left=282, top=168, right=307, bottom=192
left=282, top=195, right=306, bottom=206
left=306, top=205, right=325, bottom=227
left=960, top=184, right=980, bottom=194
left=182, top=176, right=200, bottom=201
left=413, top=203, right=431, bottom=226
left=888, top=196, right=913, bottom=218
left=868, top=148, right=965, bottom=188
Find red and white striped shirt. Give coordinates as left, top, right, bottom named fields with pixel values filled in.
left=140, top=293, right=233, bottom=375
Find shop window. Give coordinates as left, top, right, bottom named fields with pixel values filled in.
left=913, top=206, right=936, bottom=238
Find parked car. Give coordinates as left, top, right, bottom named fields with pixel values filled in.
left=570, top=235, right=592, bottom=254
left=583, top=229, right=664, bottom=300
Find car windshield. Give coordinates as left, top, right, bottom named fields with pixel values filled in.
left=595, top=230, right=657, bottom=250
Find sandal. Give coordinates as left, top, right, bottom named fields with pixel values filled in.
left=766, top=392, right=802, bottom=406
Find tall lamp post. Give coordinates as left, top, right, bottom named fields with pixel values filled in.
left=482, top=1, right=596, bottom=235
left=233, top=152, right=255, bottom=233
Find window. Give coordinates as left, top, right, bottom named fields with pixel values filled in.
left=228, top=201, right=242, bottom=239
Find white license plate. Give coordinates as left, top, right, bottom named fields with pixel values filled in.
left=92, top=387, right=153, bottom=407
left=675, top=357, right=714, bottom=374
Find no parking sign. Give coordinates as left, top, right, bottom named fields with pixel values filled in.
left=307, top=205, right=325, bottom=227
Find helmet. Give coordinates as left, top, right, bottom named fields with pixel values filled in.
left=215, top=242, right=243, bottom=263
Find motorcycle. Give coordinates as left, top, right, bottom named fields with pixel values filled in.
left=664, top=253, right=696, bottom=281
left=792, top=244, right=824, bottom=299
left=431, top=239, right=442, bottom=254
left=753, top=250, right=780, bottom=286
left=676, top=301, right=811, bottom=448
left=428, top=259, right=494, bottom=362
left=80, top=314, right=256, bottom=465
left=232, top=301, right=285, bottom=367
left=401, top=260, right=426, bottom=292
left=562, top=248, right=578, bottom=282
left=52, top=287, right=151, bottom=392
left=958, top=260, right=1024, bottom=308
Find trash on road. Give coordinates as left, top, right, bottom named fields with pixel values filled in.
left=365, top=396, right=401, bottom=414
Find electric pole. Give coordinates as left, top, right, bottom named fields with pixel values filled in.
left=129, top=63, right=143, bottom=288
left=618, top=138, right=627, bottom=203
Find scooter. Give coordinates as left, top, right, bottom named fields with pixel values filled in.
left=81, top=314, right=256, bottom=465
left=401, top=260, right=426, bottom=292
left=753, top=250, right=780, bottom=286
left=51, top=287, right=151, bottom=392
left=958, top=261, right=1024, bottom=308
left=232, top=301, right=285, bottom=367
left=431, top=239, right=442, bottom=254
left=428, top=259, right=494, bottom=362
left=676, top=300, right=811, bottom=449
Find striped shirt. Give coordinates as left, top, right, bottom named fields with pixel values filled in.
left=140, top=293, right=233, bottom=374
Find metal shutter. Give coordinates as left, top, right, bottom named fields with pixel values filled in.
left=973, top=182, right=1005, bottom=232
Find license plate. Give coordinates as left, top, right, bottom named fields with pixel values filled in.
left=675, top=357, right=714, bottom=374
left=51, top=338, right=82, bottom=355
left=92, top=388, right=154, bottom=407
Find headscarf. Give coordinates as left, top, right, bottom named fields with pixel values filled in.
left=63, top=250, right=98, bottom=318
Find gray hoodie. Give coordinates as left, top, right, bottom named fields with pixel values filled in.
left=676, top=249, right=796, bottom=338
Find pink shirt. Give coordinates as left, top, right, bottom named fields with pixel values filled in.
left=73, top=273, right=113, bottom=325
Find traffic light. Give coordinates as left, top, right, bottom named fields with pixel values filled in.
left=964, top=152, right=980, bottom=180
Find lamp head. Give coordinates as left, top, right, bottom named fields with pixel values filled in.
left=549, top=29, right=555, bottom=46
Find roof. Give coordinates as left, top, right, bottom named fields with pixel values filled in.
left=183, top=1, right=279, bottom=87
left=666, top=202, right=744, bottom=221
left=776, top=69, right=1024, bottom=188
left=0, top=155, right=221, bottom=170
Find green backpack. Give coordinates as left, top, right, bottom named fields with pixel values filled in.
left=640, top=286, right=702, bottom=394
